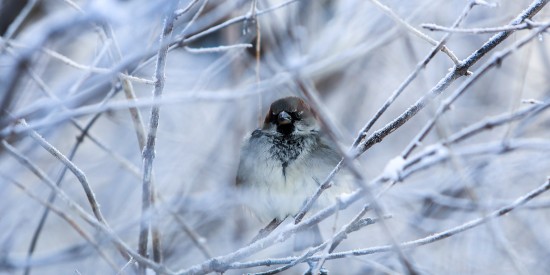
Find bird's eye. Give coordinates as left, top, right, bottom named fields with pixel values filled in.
left=291, top=111, right=303, bottom=120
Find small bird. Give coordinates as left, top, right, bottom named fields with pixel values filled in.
left=236, top=96, right=349, bottom=249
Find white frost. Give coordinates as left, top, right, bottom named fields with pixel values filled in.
left=382, top=156, right=406, bottom=181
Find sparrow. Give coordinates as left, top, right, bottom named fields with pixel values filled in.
left=236, top=96, right=349, bottom=248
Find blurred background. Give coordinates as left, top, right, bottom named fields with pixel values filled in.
left=1, top=0, right=550, bottom=274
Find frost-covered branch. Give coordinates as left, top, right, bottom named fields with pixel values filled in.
left=421, top=19, right=549, bottom=34
left=207, top=178, right=550, bottom=271
left=139, top=2, right=179, bottom=272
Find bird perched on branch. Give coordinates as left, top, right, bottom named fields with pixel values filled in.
left=236, top=96, right=350, bottom=249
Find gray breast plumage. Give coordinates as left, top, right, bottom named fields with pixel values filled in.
left=254, top=130, right=315, bottom=176
left=237, top=129, right=347, bottom=221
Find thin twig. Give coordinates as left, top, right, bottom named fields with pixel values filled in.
left=0, top=83, right=275, bottom=138
left=255, top=213, right=391, bottom=275
left=369, top=0, right=461, bottom=64
left=174, top=184, right=372, bottom=274
left=297, top=79, right=421, bottom=273
left=109, top=23, right=162, bottom=271
left=19, top=118, right=138, bottom=263
left=0, top=0, right=38, bottom=51
left=356, top=0, right=548, bottom=157
left=294, top=0, right=479, bottom=225
left=175, top=0, right=202, bottom=19
left=67, top=0, right=151, bottom=181
left=401, top=22, right=550, bottom=159
left=184, top=43, right=253, bottom=53
left=231, top=179, right=550, bottom=269
left=383, top=112, right=550, bottom=198
left=0, top=0, right=304, bottom=133
left=175, top=135, right=550, bottom=275
left=20, top=120, right=107, bottom=223
left=294, top=79, right=366, bottom=221
left=178, top=0, right=301, bottom=45
left=14, top=59, right=141, bottom=273
left=135, top=0, right=291, bottom=74
left=4, top=41, right=155, bottom=84
left=402, top=138, right=550, bottom=184
left=445, top=102, right=550, bottom=146
left=63, top=0, right=83, bottom=11
left=3, top=175, right=119, bottom=273
left=6, top=47, right=141, bottom=178
left=173, top=3, right=550, bottom=273
left=249, top=0, right=262, bottom=124
left=421, top=19, right=548, bottom=34
left=169, top=210, right=213, bottom=259
left=1, top=140, right=174, bottom=275
left=0, top=15, right=94, bottom=128
left=351, top=0, right=477, bottom=149
left=139, top=3, right=179, bottom=272
left=127, top=0, right=210, bottom=76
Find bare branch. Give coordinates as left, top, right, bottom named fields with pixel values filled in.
left=402, top=21, right=550, bottom=158
left=254, top=213, right=392, bottom=275
left=368, top=0, right=461, bottom=64
left=446, top=101, right=550, bottom=146
left=294, top=0, right=544, bottom=226
left=0, top=0, right=38, bottom=48
left=169, top=210, right=213, bottom=260
left=175, top=0, right=202, bottom=19
left=4, top=40, right=155, bottom=85
left=184, top=43, right=253, bottom=53
left=3, top=175, right=119, bottom=273
left=139, top=3, right=179, bottom=272
left=0, top=141, right=174, bottom=274
left=421, top=19, right=549, bottom=34
left=402, top=138, right=550, bottom=182
left=357, top=0, right=549, bottom=157
left=2, top=0, right=549, bottom=274
left=351, top=0, right=477, bottom=150
left=232, top=179, right=550, bottom=269
left=20, top=120, right=107, bottom=223
left=178, top=0, right=301, bottom=45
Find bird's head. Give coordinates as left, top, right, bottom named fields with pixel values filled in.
left=262, top=97, right=318, bottom=136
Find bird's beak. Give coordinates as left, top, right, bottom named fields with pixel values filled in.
left=277, top=111, right=292, bottom=125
